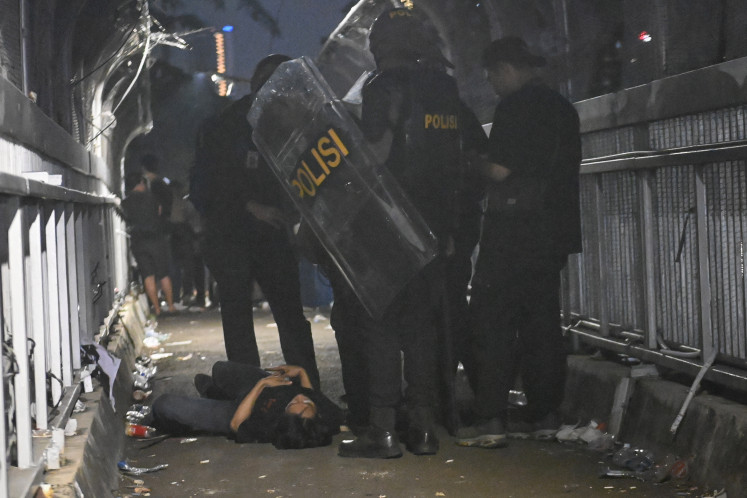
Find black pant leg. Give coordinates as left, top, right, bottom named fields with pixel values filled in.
left=151, top=393, right=236, bottom=435
left=469, top=278, right=519, bottom=422
left=361, top=311, right=403, bottom=412
left=204, top=240, right=260, bottom=365
left=518, top=266, right=566, bottom=420
left=212, top=360, right=270, bottom=398
left=399, top=273, right=439, bottom=411
left=252, top=231, right=320, bottom=389
left=330, top=281, right=369, bottom=426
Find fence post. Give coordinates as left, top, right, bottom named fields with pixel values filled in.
left=594, top=175, right=610, bottom=336
left=639, top=170, right=659, bottom=350
left=28, top=205, right=49, bottom=429
left=62, top=204, right=77, bottom=384
left=694, top=166, right=715, bottom=358
left=8, top=200, right=32, bottom=468
left=47, top=205, right=64, bottom=405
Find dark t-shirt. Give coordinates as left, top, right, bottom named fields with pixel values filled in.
left=234, top=385, right=343, bottom=443
left=481, top=80, right=582, bottom=263
left=193, top=95, right=291, bottom=246
left=148, top=177, right=173, bottom=222
left=122, top=190, right=162, bottom=238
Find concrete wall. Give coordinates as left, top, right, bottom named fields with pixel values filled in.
left=562, top=355, right=747, bottom=495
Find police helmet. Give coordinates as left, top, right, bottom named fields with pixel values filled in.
left=369, top=8, right=453, bottom=69
left=250, top=54, right=292, bottom=93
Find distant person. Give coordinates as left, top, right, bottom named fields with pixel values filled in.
left=191, top=54, right=321, bottom=389
left=168, top=180, right=204, bottom=307
left=121, top=172, right=177, bottom=316
left=456, top=37, right=582, bottom=449
left=140, top=153, right=173, bottom=224
left=147, top=362, right=343, bottom=449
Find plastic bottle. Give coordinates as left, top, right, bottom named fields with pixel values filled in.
left=612, top=444, right=637, bottom=468
left=125, top=423, right=156, bottom=437
left=612, top=445, right=655, bottom=472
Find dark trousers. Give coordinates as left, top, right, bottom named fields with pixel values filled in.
left=204, top=229, right=320, bottom=389
left=361, top=265, right=441, bottom=429
left=328, top=272, right=370, bottom=427
left=469, top=257, right=567, bottom=422
left=445, top=250, right=476, bottom=387
left=170, top=224, right=196, bottom=301
left=150, top=362, right=269, bottom=435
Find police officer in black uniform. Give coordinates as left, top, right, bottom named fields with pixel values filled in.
left=337, top=8, right=485, bottom=459
left=191, top=54, right=321, bottom=390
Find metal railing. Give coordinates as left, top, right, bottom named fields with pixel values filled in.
left=565, top=58, right=747, bottom=392
left=0, top=79, right=129, bottom=496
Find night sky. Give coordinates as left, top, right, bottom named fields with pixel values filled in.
left=167, top=0, right=354, bottom=81
left=130, top=0, right=355, bottom=183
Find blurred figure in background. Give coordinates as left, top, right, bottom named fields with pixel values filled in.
left=168, top=180, right=205, bottom=308
left=122, top=172, right=177, bottom=316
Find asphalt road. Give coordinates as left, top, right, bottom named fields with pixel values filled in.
left=116, top=307, right=705, bottom=497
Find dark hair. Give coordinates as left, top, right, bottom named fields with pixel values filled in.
left=271, top=413, right=334, bottom=449
left=482, top=36, right=546, bottom=69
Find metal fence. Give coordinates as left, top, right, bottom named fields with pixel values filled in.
left=0, top=81, right=129, bottom=496
left=566, top=58, right=747, bottom=390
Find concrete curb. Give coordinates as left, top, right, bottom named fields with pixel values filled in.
left=562, top=355, right=747, bottom=495
left=42, top=294, right=148, bottom=497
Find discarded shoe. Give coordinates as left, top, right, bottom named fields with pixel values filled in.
left=455, top=418, right=507, bottom=449
left=406, top=427, right=439, bottom=455
left=338, top=426, right=402, bottom=459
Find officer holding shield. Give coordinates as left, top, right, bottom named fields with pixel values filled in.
left=337, top=8, right=484, bottom=459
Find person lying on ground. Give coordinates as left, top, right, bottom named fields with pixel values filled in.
left=146, top=361, right=343, bottom=449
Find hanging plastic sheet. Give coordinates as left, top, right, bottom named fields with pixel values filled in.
left=247, top=56, right=438, bottom=318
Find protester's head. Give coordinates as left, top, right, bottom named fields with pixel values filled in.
left=284, top=394, right=317, bottom=418
left=271, top=412, right=334, bottom=449
left=250, top=54, right=292, bottom=93
left=368, top=8, right=452, bottom=70
left=140, top=153, right=159, bottom=175
left=125, top=172, right=145, bottom=192
left=482, top=37, right=545, bottom=97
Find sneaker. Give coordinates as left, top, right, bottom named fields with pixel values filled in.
left=455, top=418, right=507, bottom=449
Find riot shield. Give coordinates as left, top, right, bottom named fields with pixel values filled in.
left=247, top=56, right=438, bottom=318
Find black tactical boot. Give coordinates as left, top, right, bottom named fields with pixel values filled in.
left=338, top=407, right=402, bottom=459
left=338, top=426, right=402, bottom=458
